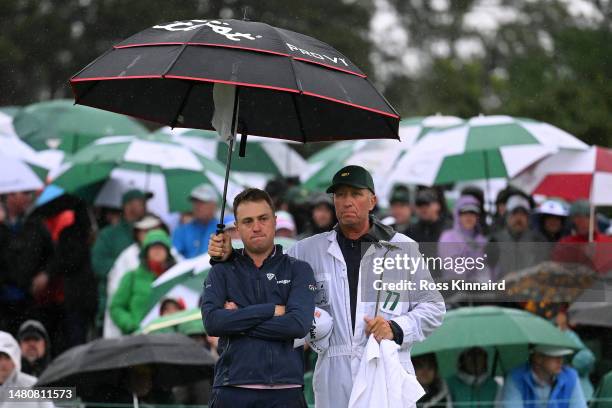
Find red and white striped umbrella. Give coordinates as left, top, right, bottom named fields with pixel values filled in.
left=512, top=146, right=612, bottom=205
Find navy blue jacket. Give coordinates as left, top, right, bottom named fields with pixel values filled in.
left=201, top=245, right=315, bottom=387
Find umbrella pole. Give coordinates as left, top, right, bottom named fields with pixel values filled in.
left=483, top=150, right=493, bottom=224
left=589, top=203, right=595, bottom=242
left=133, top=393, right=140, bottom=408
left=216, top=87, right=240, bottom=236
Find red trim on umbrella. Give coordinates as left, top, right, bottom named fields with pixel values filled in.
left=112, top=42, right=365, bottom=77
left=301, top=91, right=399, bottom=119
left=292, top=57, right=366, bottom=78
left=70, top=76, right=398, bottom=120
left=533, top=174, right=593, bottom=201
left=71, top=75, right=163, bottom=82
left=595, top=147, right=612, bottom=172
left=163, top=75, right=300, bottom=93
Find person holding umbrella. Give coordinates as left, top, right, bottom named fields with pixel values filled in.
left=202, top=188, right=315, bottom=407
left=209, top=166, right=445, bottom=408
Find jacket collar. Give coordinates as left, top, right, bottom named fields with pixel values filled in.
left=333, top=215, right=395, bottom=243
left=237, top=244, right=282, bottom=267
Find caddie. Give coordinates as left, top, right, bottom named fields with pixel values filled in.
left=209, top=165, right=446, bottom=408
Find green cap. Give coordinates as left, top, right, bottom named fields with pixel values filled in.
left=122, top=189, right=153, bottom=205
left=569, top=200, right=590, bottom=217
left=326, top=165, right=375, bottom=194
left=141, top=229, right=171, bottom=253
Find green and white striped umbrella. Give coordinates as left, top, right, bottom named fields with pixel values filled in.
left=141, top=254, right=212, bottom=328
left=142, top=236, right=298, bottom=327
left=155, top=127, right=307, bottom=188
left=0, top=108, right=19, bottom=138
left=0, top=135, right=50, bottom=194
left=140, top=308, right=204, bottom=335
left=302, top=116, right=464, bottom=202
left=48, top=134, right=244, bottom=214
left=389, top=115, right=588, bottom=186
left=13, top=99, right=148, bottom=153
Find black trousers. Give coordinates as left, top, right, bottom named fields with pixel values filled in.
left=209, top=386, right=308, bottom=408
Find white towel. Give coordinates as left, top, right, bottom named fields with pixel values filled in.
left=349, top=335, right=425, bottom=408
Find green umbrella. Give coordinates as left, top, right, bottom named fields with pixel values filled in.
left=302, top=116, right=463, bottom=202
left=155, top=127, right=307, bottom=188
left=592, top=371, right=612, bottom=408
left=13, top=99, right=148, bottom=152
left=47, top=134, right=244, bottom=214
left=140, top=308, right=204, bottom=335
left=412, top=306, right=578, bottom=376
left=388, top=115, right=588, bottom=186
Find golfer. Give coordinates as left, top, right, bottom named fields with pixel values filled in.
left=202, top=188, right=315, bottom=408
left=209, top=165, right=445, bottom=408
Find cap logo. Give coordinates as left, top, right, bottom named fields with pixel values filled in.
left=341, top=172, right=350, bottom=177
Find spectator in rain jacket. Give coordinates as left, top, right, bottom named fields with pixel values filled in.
left=414, top=353, right=453, bottom=408
left=0, top=331, right=53, bottom=408
left=446, top=347, right=499, bottom=408
left=110, top=229, right=175, bottom=334
left=92, top=189, right=150, bottom=330
left=487, top=195, right=547, bottom=280
left=17, top=320, right=51, bottom=378
left=438, top=195, right=489, bottom=282
left=500, top=345, right=586, bottom=408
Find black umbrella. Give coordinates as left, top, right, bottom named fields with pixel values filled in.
left=36, top=333, right=216, bottom=403
left=70, top=19, right=400, bottom=231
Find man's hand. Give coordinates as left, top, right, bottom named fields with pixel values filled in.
left=224, top=301, right=238, bottom=310
left=209, top=232, right=232, bottom=261
left=364, top=316, right=393, bottom=343
left=274, top=305, right=286, bottom=316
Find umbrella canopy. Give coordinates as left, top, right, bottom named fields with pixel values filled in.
left=13, top=99, right=148, bottom=152
left=140, top=253, right=211, bottom=328
left=70, top=19, right=399, bottom=142
left=0, top=154, right=47, bottom=194
left=568, top=276, right=612, bottom=328
left=0, top=135, right=51, bottom=193
left=47, top=134, right=244, bottom=214
left=155, top=127, right=307, bottom=188
left=140, top=308, right=204, bottom=335
left=389, top=115, right=588, bottom=186
left=411, top=306, right=578, bottom=376
left=36, top=333, right=216, bottom=400
left=512, top=146, right=612, bottom=205
left=70, top=19, right=400, bottom=231
left=0, top=108, right=18, bottom=137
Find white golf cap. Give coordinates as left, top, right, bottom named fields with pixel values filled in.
left=190, top=184, right=218, bottom=203
left=306, top=307, right=333, bottom=354
left=506, top=195, right=531, bottom=213
left=134, top=215, right=162, bottom=230
left=537, top=200, right=569, bottom=217
left=532, top=345, right=574, bottom=357
left=275, top=210, right=296, bottom=233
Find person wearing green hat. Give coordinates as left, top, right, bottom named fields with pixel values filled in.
left=91, top=188, right=151, bottom=331
left=500, top=345, right=586, bottom=408
left=208, top=165, right=445, bottom=408
left=386, top=185, right=413, bottom=234
left=110, top=229, right=175, bottom=334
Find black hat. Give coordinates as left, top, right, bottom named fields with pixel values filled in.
left=326, top=165, right=375, bottom=194
left=415, top=189, right=438, bottom=206
left=18, top=320, right=46, bottom=342
left=390, top=189, right=411, bottom=204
